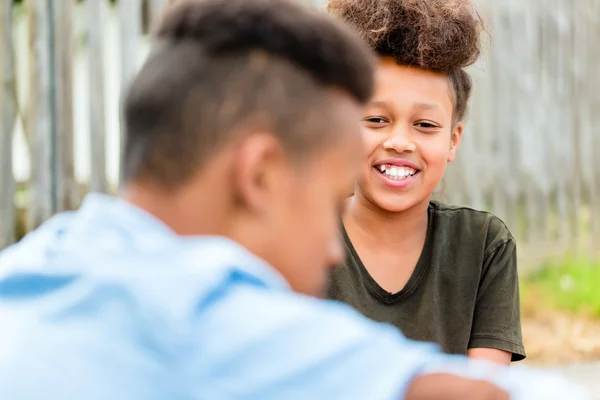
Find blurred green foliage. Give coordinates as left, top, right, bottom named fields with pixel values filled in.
left=521, top=258, right=600, bottom=317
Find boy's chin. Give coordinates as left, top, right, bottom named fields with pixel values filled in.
left=370, top=191, right=426, bottom=214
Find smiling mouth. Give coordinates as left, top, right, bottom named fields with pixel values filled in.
left=374, top=164, right=420, bottom=181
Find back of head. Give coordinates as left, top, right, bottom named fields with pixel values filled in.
left=328, top=0, right=483, bottom=121
left=122, top=0, right=375, bottom=187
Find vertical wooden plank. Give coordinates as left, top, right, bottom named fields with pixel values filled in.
left=577, top=0, right=594, bottom=259
left=88, top=0, right=108, bottom=193
left=118, top=0, right=142, bottom=182
left=553, top=0, right=570, bottom=253
left=519, top=0, right=541, bottom=248
left=582, top=0, right=596, bottom=260
left=488, top=1, right=508, bottom=224
left=53, top=0, right=77, bottom=210
left=27, top=0, right=54, bottom=230
left=0, top=0, right=16, bottom=247
left=505, top=0, right=523, bottom=242
left=490, top=1, right=518, bottom=230
left=473, top=0, right=495, bottom=213
left=567, top=0, right=582, bottom=254
left=589, top=0, right=600, bottom=260
left=544, top=0, right=562, bottom=250
left=525, top=0, right=554, bottom=257
left=536, top=2, right=551, bottom=247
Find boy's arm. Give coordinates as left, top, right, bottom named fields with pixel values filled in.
left=188, top=287, right=587, bottom=399
left=469, top=238, right=525, bottom=362
left=190, top=288, right=437, bottom=399
left=468, top=348, right=512, bottom=365
left=406, top=374, right=508, bottom=400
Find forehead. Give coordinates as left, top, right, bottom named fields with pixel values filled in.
left=371, top=58, right=454, bottom=115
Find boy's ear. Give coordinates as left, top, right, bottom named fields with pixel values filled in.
left=232, top=133, right=287, bottom=213
left=447, top=122, right=463, bottom=163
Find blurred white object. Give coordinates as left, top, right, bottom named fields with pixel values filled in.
left=423, top=356, right=590, bottom=399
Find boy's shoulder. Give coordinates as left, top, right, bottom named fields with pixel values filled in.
left=428, top=201, right=514, bottom=251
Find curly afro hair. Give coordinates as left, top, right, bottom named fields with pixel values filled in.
left=328, top=0, right=484, bottom=121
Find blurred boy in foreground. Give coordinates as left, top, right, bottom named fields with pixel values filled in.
left=0, top=0, right=588, bottom=399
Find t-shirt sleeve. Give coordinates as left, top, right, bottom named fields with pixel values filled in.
left=468, top=238, right=526, bottom=361
left=188, top=287, right=443, bottom=400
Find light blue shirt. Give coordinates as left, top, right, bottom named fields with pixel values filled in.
left=0, top=194, right=589, bottom=399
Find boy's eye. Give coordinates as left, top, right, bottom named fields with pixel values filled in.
left=363, top=116, right=388, bottom=125
left=414, top=121, right=439, bottom=129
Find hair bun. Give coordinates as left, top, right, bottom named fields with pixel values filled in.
left=328, top=0, right=483, bottom=71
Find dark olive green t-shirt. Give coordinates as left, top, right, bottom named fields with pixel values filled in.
left=328, top=201, right=525, bottom=361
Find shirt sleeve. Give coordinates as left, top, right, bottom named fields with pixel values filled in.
left=188, top=287, right=442, bottom=400
left=468, top=238, right=526, bottom=361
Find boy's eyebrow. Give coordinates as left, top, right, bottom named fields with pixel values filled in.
left=367, top=100, right=441, bottom=111
left=366, top=100, right=390, bottom=109
left=413, top=102, right=442, bottom=111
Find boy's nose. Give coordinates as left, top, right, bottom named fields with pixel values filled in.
left=383, top=126, right=417, bottom=154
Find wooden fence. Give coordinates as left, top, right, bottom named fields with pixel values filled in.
left=1, top=0, right=165, bottom=247
left=1, top=0, right=599, bottom=268
left=445, top=0, right=600, bottom=265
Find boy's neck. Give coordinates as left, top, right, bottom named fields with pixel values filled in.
left=121, top=179, right=231, bottom=237
left=343, top=192, right=430, bottom=247
left=121, top=177, right=274, bottom=268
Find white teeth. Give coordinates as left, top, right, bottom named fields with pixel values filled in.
left=377, top=164, right=417, bottom=180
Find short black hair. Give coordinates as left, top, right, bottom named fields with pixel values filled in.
left=123, top=0, right=375, bottom=187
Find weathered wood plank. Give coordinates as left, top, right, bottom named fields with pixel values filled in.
left=488, top=1, right=510, bottom=227
left=567, top=0, right=582, bottom=253
left=0, top=0, right=16, bottom=248
left=26, top=0, right=54, bottom=230
left=504, top=1, right=524, bottom=241
left=588, top=0, right=600, bottom=259
left=53, top=0, right=77, bottom=210
left=521, top=0, right=543, bottom=247
left=87, top=0, right=108, bottom=193
left=118, top=0, right=142, bottom=182
left=534, top=3, right=551, bottom=247
left=551, top=0, right=571, bottom=252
